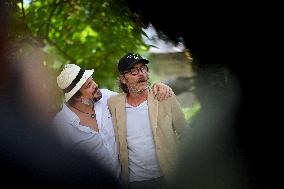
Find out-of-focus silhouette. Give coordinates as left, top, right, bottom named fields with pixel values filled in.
left=122, top=0, right=265, bottom=188
left=0, top=2, right=120, bottom=188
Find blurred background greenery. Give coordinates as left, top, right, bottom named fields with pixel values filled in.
left=4, top=0, right=199, bottom=122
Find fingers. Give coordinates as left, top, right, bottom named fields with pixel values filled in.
left=157, top=86, right=167, bottom=101
left=152, top=82, right=174, bottom=101
left=161, top=86, right=170, bottom=100
left=154, top=85, right=162, bottom=101
left=163, top=86, right=174, bottom=100
left=155, top=89, right=162, bottom=101
left=153, top=83, right=158, bottom=96
left=168, top=87, right=174, bottom=97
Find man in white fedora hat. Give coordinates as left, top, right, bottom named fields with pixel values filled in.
left=53, top=63, right=173, bottom=182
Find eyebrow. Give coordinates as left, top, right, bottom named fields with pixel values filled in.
left=132, top=65, right=146, bottom=68
left=85, top=80, right=92, bottom=87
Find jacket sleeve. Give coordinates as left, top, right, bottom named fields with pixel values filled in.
left=170, top=94, right=187, bottom=136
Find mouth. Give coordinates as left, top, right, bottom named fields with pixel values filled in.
left=92, top=88, right=101, bottom=96
left=138, top=78, right=147, bottom=83
left=92, top=89, right=102, bottom=102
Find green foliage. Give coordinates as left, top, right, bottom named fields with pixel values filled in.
left=8, top=0, right=149, bottom=90
left=182, top=102, right=201, bottom=124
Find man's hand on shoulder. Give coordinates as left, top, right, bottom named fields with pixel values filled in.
left=152, top=82, right=174, bottom=101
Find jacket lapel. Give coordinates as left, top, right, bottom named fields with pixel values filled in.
left=114, top=94, right=127, bottom=152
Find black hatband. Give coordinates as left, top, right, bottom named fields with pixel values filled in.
left=63, top=69, right=85, bottom=93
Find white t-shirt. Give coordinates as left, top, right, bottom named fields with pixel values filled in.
left=125, top=101, right=163, bottom=182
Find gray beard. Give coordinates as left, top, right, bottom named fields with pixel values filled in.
left=93, top=95, right=102, bottom=102
left=128, top=85, right=149, bottom=94
left=81, top=95, right=102, bottom=106
left=81, top=98, right=93, bottom=106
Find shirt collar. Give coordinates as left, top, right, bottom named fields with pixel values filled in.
left=62, top=100, right=103, bottom=125
left=62, top=103, right=80, bottom=124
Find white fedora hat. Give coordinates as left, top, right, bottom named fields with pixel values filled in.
left=57, top=64, right=94, bottom=102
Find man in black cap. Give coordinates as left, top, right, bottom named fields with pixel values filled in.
left=108, top=53, right=187, bottom=189
left=53, top=62, right=174, bottom=183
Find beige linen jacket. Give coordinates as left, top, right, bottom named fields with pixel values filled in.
left=107, top=90, right=187, bottom=184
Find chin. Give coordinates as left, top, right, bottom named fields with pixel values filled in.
left=142, top=84, right=147, bottom=88
left=138, top=86, right=148, bottom=92
left=138, top=82, right=147, bottom=86
left=93, top=94, right=102, bottom=102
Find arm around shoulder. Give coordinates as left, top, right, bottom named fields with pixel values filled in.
left=107, top=96, right=115, bottom=114
left=107, top=94, right=123, bottom=117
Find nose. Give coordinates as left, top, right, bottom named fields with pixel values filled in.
left=137, top=68, right=145, bottom=75
left=92, top=81, right=98, bottom=89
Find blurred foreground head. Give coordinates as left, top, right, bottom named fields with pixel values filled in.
left=0, top=42, right=120, bottom=188
left=0, top=3, right=120, bottom=187
left=121, top=0, right=259, bottom=188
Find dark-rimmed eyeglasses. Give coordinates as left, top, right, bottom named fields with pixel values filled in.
left=123, top=65, right=148, bottom=75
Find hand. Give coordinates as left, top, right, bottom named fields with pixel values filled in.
left=152, top=82, right=174, bottom=101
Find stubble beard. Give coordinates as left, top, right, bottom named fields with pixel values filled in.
left=128, top=85, right=149, bottom=94
left=81, top=89, right=102, bottom=106
left=126, top=74, right=149, bottom=94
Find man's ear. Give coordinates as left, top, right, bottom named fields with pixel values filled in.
left=119, top=75, right=126, bottom=84
left=75, top=89, right=84, bottom=101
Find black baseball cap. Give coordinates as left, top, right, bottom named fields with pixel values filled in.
left=118, top=53, right=149, bottom=74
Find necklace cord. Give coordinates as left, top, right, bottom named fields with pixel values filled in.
left=70, top=105, right=96, bottom=118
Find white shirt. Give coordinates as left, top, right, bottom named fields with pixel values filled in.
left=125, top=101, right=162, bottom=182
left=53, top=89, right=120, bottom=180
